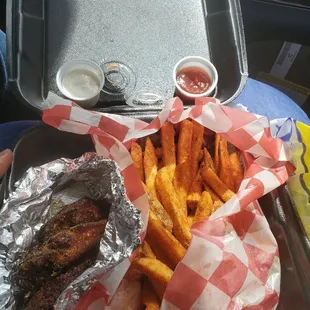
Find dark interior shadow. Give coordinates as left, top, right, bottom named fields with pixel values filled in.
left=44, top=0, right=77, bottom=98
left=16, top=0, right=75, bottom=108
left=201, top=0, right=244, bottom=104
left=8, top=124, right=94, bottom=193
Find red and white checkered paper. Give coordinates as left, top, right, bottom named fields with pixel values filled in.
left=42, top=93, right=294, bottom=310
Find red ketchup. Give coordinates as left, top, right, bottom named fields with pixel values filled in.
left=176, top=67, right=211, bottom=95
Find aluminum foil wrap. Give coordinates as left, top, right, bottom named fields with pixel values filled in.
left=0, top=153, right=142, bottom=310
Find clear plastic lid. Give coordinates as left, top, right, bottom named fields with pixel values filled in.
left=99, top=60, right=168, bottom=107
left=100, top=61, right=136, bottom=98
left=125, top=89, right=166, bottom=107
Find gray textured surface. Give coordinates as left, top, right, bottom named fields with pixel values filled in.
left=46, top=0, right=210, bottom=102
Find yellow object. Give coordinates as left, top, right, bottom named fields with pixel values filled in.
left=287, top=121, right=310, bottom=237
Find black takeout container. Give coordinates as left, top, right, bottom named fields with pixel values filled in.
left=4, top=0, right=310, bottom=308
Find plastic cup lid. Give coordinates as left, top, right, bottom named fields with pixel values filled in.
left=99, top=61, right=136, bottom=98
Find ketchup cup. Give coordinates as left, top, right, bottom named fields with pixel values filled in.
left=173, top=56, right=218, bottom=101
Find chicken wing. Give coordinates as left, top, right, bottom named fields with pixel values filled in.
left=16, top=197, right=110, bottom=309
left=21, top=220, right=107, bottom=274
left=23, top=251, right=96, bottom=310
left=38, top=199, right=105, bottom=244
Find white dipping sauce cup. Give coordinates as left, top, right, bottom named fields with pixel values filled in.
left=173, top=56, right=218, bottom=99
left=56, top=59, right=105, bottom=109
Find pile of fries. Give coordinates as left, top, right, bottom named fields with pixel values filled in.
left=128, top=120, right=244, bottom=309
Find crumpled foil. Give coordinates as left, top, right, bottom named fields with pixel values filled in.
left=0, top=153, right=142, bottom=310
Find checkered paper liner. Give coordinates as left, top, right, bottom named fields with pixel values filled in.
left=42, top=93, right=294, bottom=310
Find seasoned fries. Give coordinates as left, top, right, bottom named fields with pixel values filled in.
left=177, top=120, right=193, bottom=165
left=156, top=168, right=192, bottom=248
left=194, top=191, right=213, bottom=223
left=146, top=236, right=175, bottom=269
left=191, top=121, right=205, bottom=177
left=161, top=123, right=176, bottom=177
left=130, top=142, right=144, bottom=181
left=203, top=184, right=224, bottom=206
left=203, top=147, right=215, bottom=172
left=201, top=167, right=235, bottom=202
left=187, top=173, right=204, bottom=210
left=214, top=134, right=221, bottom=174
left=142, top=241, right=157, bottom=259
left=148, top=211, right=186, bottom=268
left=144, top=137, right=158, bottom=197
left=149, top=196, right=173, bottom=233
left=173, top=162, right=193, bottom=215
left=143, top=183, right=173, bottom=232
left=230, top=152, right=243, bottom=192
left=133, top=258, right=173, bottom=294
left=219, top=139, right=235, bottom=191
left=129, top=119, right=244, bottom=307
left=174, top=120, right=194, bottom=212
